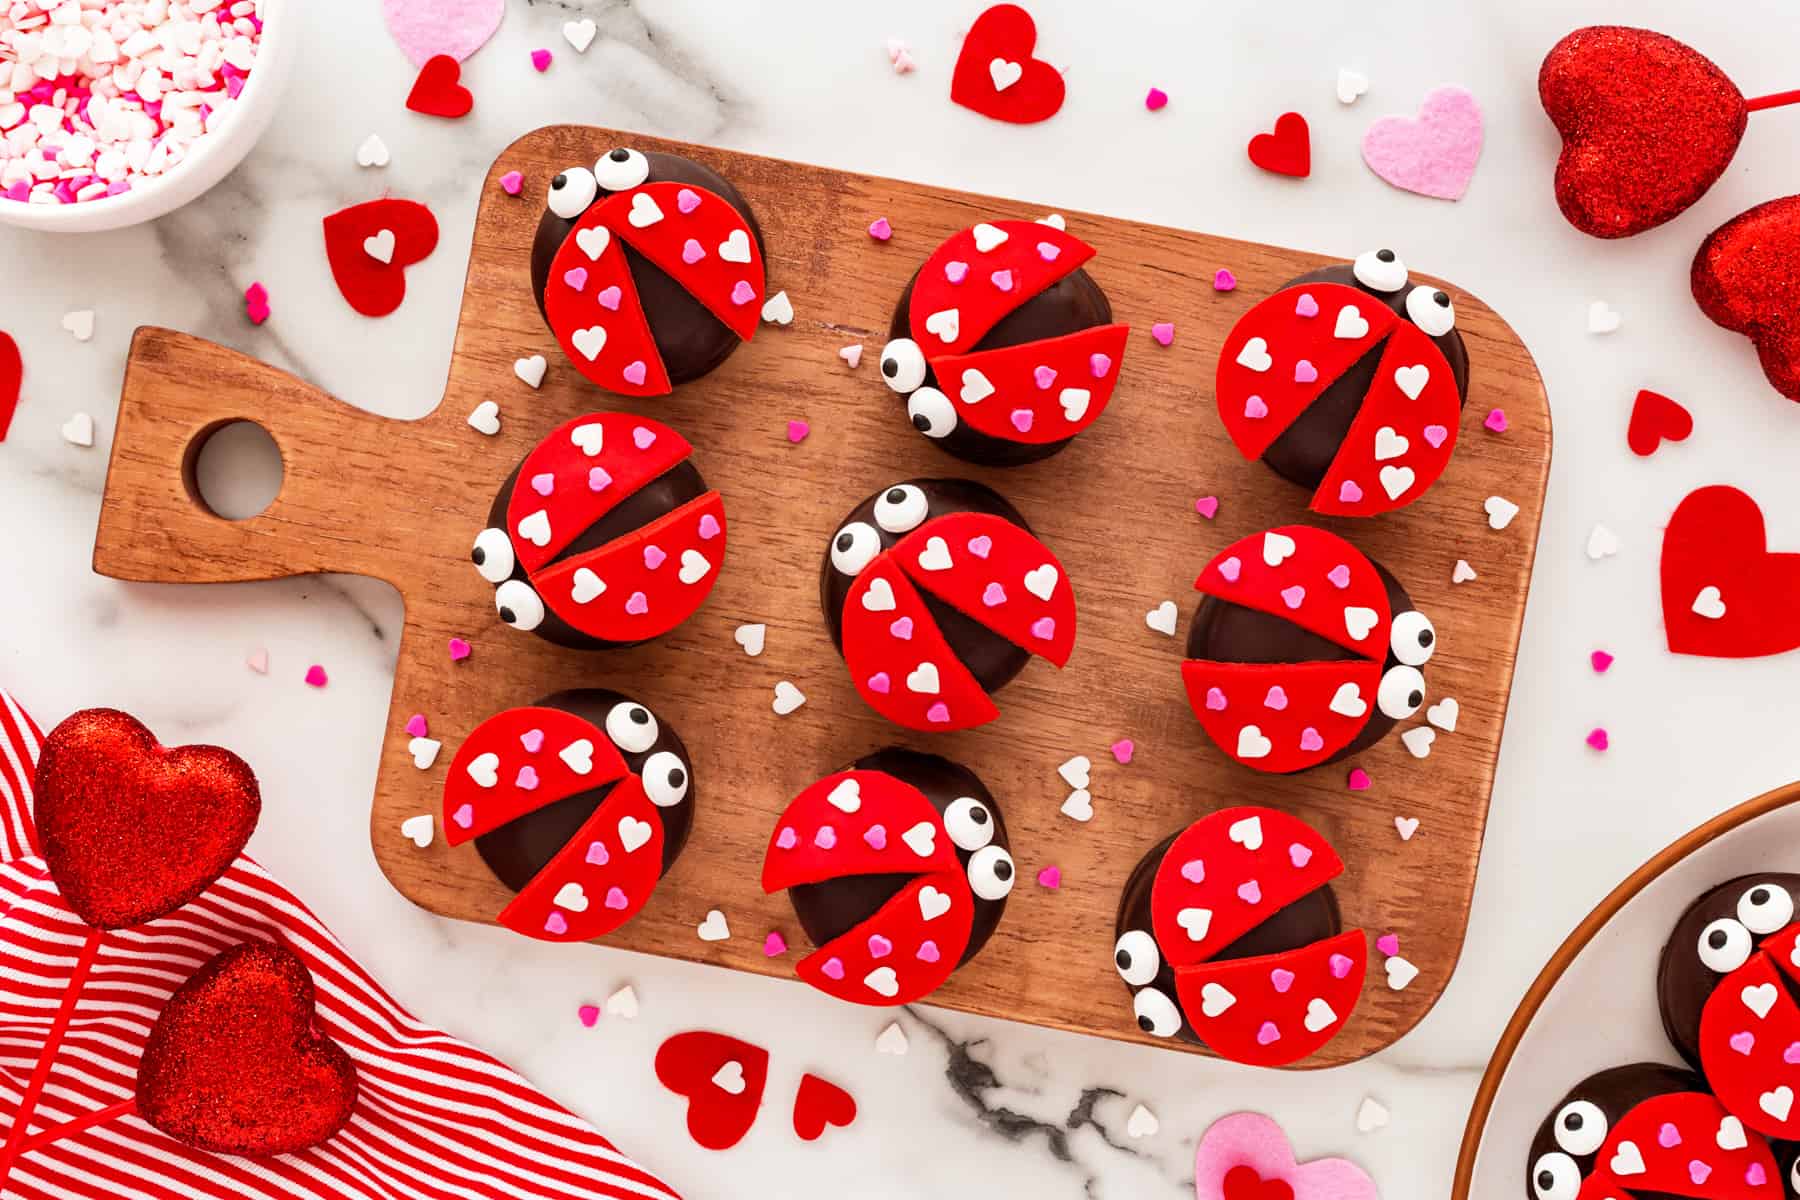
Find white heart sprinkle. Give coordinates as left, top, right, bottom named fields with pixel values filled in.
left=1058, top=755, right=1091, bottom=790
left=1176, top=907, right=1213, bottom=941
left=876, top=1022, right=909, bottom=1055
left=772, top=681, right=806, bottom=715
left=902, top=821, right=937, bottom=858
left=1023, top=564, right=1058, bottom=601
left=1334, top=305, right=1369, bottom=340
left=513, top=355, right=547, bottom=389
left=1328, top=682, right=1368, bottom=719
left=1384, top=955, right=1419, bottom=990
left=1743, top=982, right=1779, bottom=1020
left=618, top=815, right=653, bottom=853
left=570, top=423, right=605, bottom=455
left=466, top=752, right=500, bottom=788
left=1393, top=363, right=1429, bottom=399
left=1145, top=600, right=1178, bottom=637
left=906, top=662, right=940, bottom=694
left=972, top=221, right=1010, bottom=252
left=1307, top=998, right=1341, bottom=1035
left=987, top=57, right=1023, bottom=91
left=60, top=411, right=95, bottom=447
left=861, top=577, right=897, bottom=612
left=1717, top=1115, right=1747, bottom=1151
left=1763, top=1087, right=1795, bottom=1122
left=918, top=885, right=951, bottom=921
left=1692, top=585, right=1726, bottom=620
left=562, top=18, right=597, bottom=52
left=1235, top=336, right=1273, bottom=373
left=570, top=568, right=605, bottom=604
left=1228, top=815, right=1264, bottom=850
left=1336, top=68, right=1370, bottom=104
left=1037, top=213, right=1066, bottom=230
left=1373, top=426, right=1408, bottom=461
left=1379, top=465, right=1416, bottom=500
left=1484, top=495, right=1519, bottom=530
left=827, top=778, right=862, bottom=813
left=1586, top=523, right=1620, bottom=560
left=711, top=1060, right=746, bottom=1094
left=864, top=967, right=900, bottom=998
left=553, top=882, right=589, bottom=913
left=718, top=229, right=752, bottom=263
left=407, top=736, right=442, bottom=769
left=605, top=985, right=639, bottom=1018
left=1609, top=1140, right=1645, bottom=1176
left=516, top=509, right=552, bottom=547
left=960, top=368, right=995, bottom=404
left=924, top=307, right=961, bottom=344
left=1401, top=726, right=1436, bottom=759
left=1588, top=299, right=1621, bottom=334
left=917, top=536, right=953, bottom=572
left=760, top=290, right=793, bottom=325
left=363, top=228, right=396, bottom=264
left=1127, top=1104, right=1159, bottom=1138
left=400, top=814, right=434, bottom=848
left=734, top=623, right=766, bottom=656
left=1344, top=607, right=1379, bottom=641
left=559, top=739, right=594, bottom=775
left=628, top=193, right=664, bottom=228
left=697, top=909, right=731, bottom=942
left=1452, top=559, right=1478, bottom=584
left=1395, top=816, right=1420, bottom=841
left=571, top=325, right=607, bottom=361
left=1426, top=697, right=1459, bottom=733
left=355, top=133, right=389, bottom=167
left=1058, top=388, right=1090, bottom=421
left=576, top=226, right=611, bottom=261
left=61, top=309, right=95, bottom=342
left=1199, top=982, right=1236, bottom=1017
left=839, top=343, right=864, bottom=368
left=678, top=549, right=710, bottom=585
left=1060, top=789, right=1093, bottom=822
left=1263, top=531, right=1297, bottom=566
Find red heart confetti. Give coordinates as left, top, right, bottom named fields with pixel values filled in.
left=405, top=53, right=474, bottom=118
left=654, top=1031, right=769, bottom=1150
left=1628, top=388, right=1693, bottom=456
left=791, top=1072, right=857, bottom=1141
left=1662, top=485, right=1800, bottom=658
left=322, top=198, right=439, bottom=318
left=0, top=330, right=20, bottom=442
left=1248, top=112, right=1311, bottom=178
left=950, top=4, right=1065, bottom=125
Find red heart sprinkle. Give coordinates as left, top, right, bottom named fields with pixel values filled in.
left=0, top=330, right=21, bottom=443
left=1248, top=112, right=1311, bottom=178
left=1627, top=388, right=1693, bottom=456
left=792, top=1072, right=858, bottom=1141
left=405, top=53, right=474, bottom=118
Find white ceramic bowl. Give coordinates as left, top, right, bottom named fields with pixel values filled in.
left=0, top=0, right=298, bottom=234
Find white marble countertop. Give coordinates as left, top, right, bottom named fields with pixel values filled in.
left=7, top=1, right=1800, bottom=1196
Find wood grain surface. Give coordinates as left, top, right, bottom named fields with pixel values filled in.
left=92, top=126, right=1550, bottom=1067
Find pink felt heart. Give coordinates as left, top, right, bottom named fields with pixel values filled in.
left=1194, top=1112, right=1377, bottom=1200
left=382, top=0, right=503, bottom=66
left=1361, top=85, right=1484, bottom=201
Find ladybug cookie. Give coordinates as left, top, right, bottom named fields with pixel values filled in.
left=443, top=690, right=694, bottom=942
left=762, top=748, right=1015, bottom=1006
left=1180, top=525, right=1437, bottom=773
left=822, top=479, right=1075, bottom=732
left=532, top=144, right=765, bottom=396
left=877, top=218, right=1129, bottom=465
left=1111, top=807, right=1366, bottom=1066
left=1216, top=248, right=1469, bottom=516
left=472, top=412, right=725, bottom=648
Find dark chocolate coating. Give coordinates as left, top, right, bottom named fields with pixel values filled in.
left=887, top=263, right=1113, bottom=466
left=820, top=479, right=1032, bottom=694
left=1524, top=1063, right=1704, bottom=1200
left=475, top=689, right=695, bottom=894
left=788, top=748, right=1010, bottom=967
left=1112, top=830, right=1341, bottom=1045
left=531, top=149, right=765, bottom=386
left=1657, top=873, right=1800, bottom=1070
left=1259, top=262, right=1471, bottom=494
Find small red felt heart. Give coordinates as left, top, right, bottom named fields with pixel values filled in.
left=0, top=330, right=19, bottom=442
left=322, top=198, right=439, bottom=318
left=405, top=53, right=473, bottom=119
left=792, top=1072, right=856, bottom=1141
left=1662, top=485, right=1800, bottom=658
left=1693, top=195, right=1800, bottom=402
left=1222, top=1165, right=1296, bottom=1200
left=654, top=1031, right=769, bottom=1150
left=1627, top=388, right=1693, bottom=457
left=34, top=710, right=259, bottom=930
left=1248, top=113, right=1310, bottom=178
left=138, top=941, right=358, bottom=1155
left=950, top=4, right=1064, bottom=125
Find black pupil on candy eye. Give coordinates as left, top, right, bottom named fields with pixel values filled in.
left=1710, top=929, right=1730, bottom=949
left=667, top=768, right=686, bottom=789
left=1537, top=1171, right=1553, bottom=1191
left=1116, top=950, right=1131, bottom=970
left=1377, top=249, right=1395, bottom=262
left=630, top=708, right=649, bottom=725
left=610, top=148, right=630, bottom=162
left=911, top=414, right=931, bottom=432
left=1564, top=1113, right=1583, bottom=1131
left=836, top=532, right=855, bottom=552
left=970, top=808, right=988, bottom=825
left=1408, top=689, right=1422, bottom=708
left=886, top=488, right=905, bottom=504
left=499, top=606, right=516, bottom=623
left=1419, top=629, right=1434, bottom=648
left=551, top=173, right=567, bottom=190
left=882, top=358, right=899, bottom=378
left=1754, top=888, right=1771, bottom=905
left=993, top=860, right=1012, bottom=882
left=1433, top=290, right=1449, bottom=307
left=471, top=547, right=486, bottom=565
left=1137, top=1015, right=1155, bottom=1033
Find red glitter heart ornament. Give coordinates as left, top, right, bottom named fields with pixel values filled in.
left=950, top=4, right=1065, bottom=125
left=322, top=197, right=440, bottom=318
left=1661, top=485, right=1800, bottom=658
left=654, top=1030, right=769, bottom=1150
left=1693, top=194, right=1800, bottom=402
left=791, top=1072, right=856, bottom=1141
left=405, top=53, right=473, bottom=118
left=34, top=709, right=260, bottom=930
left=1627, top=388, right=1693, bottom=456
left=1247, top=113, right=1310, bottom=178
left=0, top=331, right=20, bottom=442
left=137, top=941, right=358, bottom=1155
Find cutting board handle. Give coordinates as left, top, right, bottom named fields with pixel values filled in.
left=94, top=327, right=417, bottom=586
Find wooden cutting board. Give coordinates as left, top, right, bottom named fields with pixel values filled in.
left=92, top=127, right=1550, bottom=1067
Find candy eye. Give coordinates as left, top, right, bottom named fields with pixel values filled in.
left=642, top=750, right=689, bottom=808
left=967, top=845, right=1015, bottom=901
left=1377, top=665, right=1425, bottom=719
left=1699, top=917, right=1753, bottom=974
left=1390, top=611, right=1437, bottom=666
left=471, top=527, right=514, bottom=584
left=1529, top=1152, right=1580, bottom=1200
left=1132, top=987, right=1181, bottom=1038
left=1551, top=1100, right=1606, bottom=1157
left=594, top=147, right=650, bottom=191
left=879, top=338, right=928, bottom=393
left=495, top=580, right=545, bottom=632
left=907, top=387, right=958, bottom=439
left=605, top=702, right=659, bottom=754
left=1406, top=284, right=1456, bottom=336
left=943, top=796, right=995, bottom=851
left=873, top=484, right=930, bottom=534
left=830, top=521, right=882, bottom=576
left=547, top=166, right=598, bottom=219
left=1114, top=930, right=1160, bottom=987
left=1352, top=248, right=1408, bottom=292
left=1789, top=1155, right=1800, bottom=1194
left=1740, top=884, right=1795, bottom=936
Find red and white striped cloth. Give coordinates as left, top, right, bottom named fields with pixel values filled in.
left=0, top=689, right=683, bottom=1200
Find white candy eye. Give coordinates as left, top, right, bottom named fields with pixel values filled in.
left=830, top=521, right=882, bottom=576
left=1740, top=884, right=1795, bottom=935
left=594, top=147, right=650, bottom=191
left=1699, top=917, right=1753, bottom=974
left=471, top=527, right=514, bottom=584
left=906, top=387, right=958, bottom=439
left=1551, top=1100, right=1606, bottom=1157
left=1377, top=665, right=1425, bottom=719
left=967, top=845, right=1015, bottom=901
left=1789, top=1154, right=1800, bottom=1193
left=1114, top=930, right=1160, bottom=987
left=1132, top=986, right=1181, bottom=1038
left=642, top=751, right=689, bottom=808
left=1352, top=248, right=1408, bottom=292
left=495, top=580, right=545, bottom=632
left=873, top=484, right=930, bottom=534
left=879, top=338, right=928, bottom=394
left=547, top=166, right=597, bottom=219
left=1406, top=284, right=1456, bottom=336
left=605, top=702, right=659, bottom=754
left=1529, top=1153, right=1580, bottom=1200
left=1390, top=611, right=1437, bottom=666
left=943, top=796, right=995, bottom=851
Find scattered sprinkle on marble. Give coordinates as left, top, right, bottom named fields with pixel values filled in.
left=304, top=664, right=328, bottom=688
left=1591, top=649, right=1614, bottom=674
left=1110, top=739, right=1134, bottom=765
left=1144, top=86, right=1168, bottom=111
left=875, top=1021, right=909, bottom=1055
left=448, top=637, right=472, bottom=662
left=1452, top=559, right=1478, bottom=584
left=1484, top=408, right=1508, bottom=433
left=60, top=411, right=95, bottom=447
left=1347, top=768, right=1371, bottom=791
left=1150, top=321, right=1175, bottom=346
left=530, top=48, right=552, bottom=72
left=605, top=985, right=639, bottom=1019
left=499, top=170, right=524, bottom=196
left=1588, top=299, right=1621, bottom=335
left=762, top=930, right=787, bottom=957
left=62, top=310, right=95, bottom=342
left=244, top=282, right=271, bottom=325
left=246, top=648, right=269, bottom=675
left=356, top=134, right=390, bottom=168
left=1356, top=1096, right=1390, bottom=1133
left=1586, top=523, right=1620, bottom=561
left=1337, top=68, right=1370, bottom=104
left=563, top=19, right=597, bottom=52
left=868, top=216, right=893, bottom=241
left=838, top=343, right=863, bottom=369
left=885, top=37, right=915, bottom=74
left=1587, top=727, right=1609, bottom=752
left=786, top=419, right=810, bottom=444
left=400, top=813, right=433, bottom=848
left=577, top=1003, right=600, bottom=1028
left=1194, top=495, right=1219, bottom=519
left=1036, top=865, right=1062, bottom=889
left=1127, top=1104, right=1160, bottom=1138
left=1394, top=816, right=1419, bottom=841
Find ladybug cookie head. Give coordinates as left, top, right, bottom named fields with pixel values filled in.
left=878, top=217, right=1129, bottom=466
left=821, top=479, right=1076, bottom=732
left=762, top=748, right=1014, bottom=1006
left=1181, top=525, right=1436, bottom=773
left=443, top=689, right=695, bottom=942
left=1215, top=248, right=1470, bottom=516
left=472, top=412, right=726, bottom=649
left=532, top=143, right=765, bottom=396
left=1111, top=807, right=1365, bottom=1066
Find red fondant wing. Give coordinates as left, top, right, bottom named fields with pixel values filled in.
left=1179, top=659, right=1382, bottom=774
left=532, top=491, right=726, bottom=643
left=930, top=324, right=1129, bottom=445
left=793, top=870, right=974, bottom=1006
left=909, top=220, right=1095, bottom=356
left=1173, top=931, right=1366, bottom=1067
left=602, top=181, right=763, bottom=341
left=1584, top=1091, right=1780, bottom=1200
left=442, top=707, right=627, bottom=844
left=762, top=770, right=958, bottom=892
left=1194, top=524, right=1391, bottom=659
left=895, top=512, right=1076, bottom=666
left=1662, top=486, right=1800, bottom=659
left=497, top=774, right=665, bottom=942
left=840, top=556, right=1000, bottom=732
left=542, top=210, right=672, bottom=396
left=1312, top=325, right=1461, bottom=516
left=1701, top=928, right=1800, bottom=1140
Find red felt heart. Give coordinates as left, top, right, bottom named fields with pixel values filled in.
left=405, top=53, right=473, bottom=118
left=137, top=941, right=358, bottom=1155
left=654, top=1031, right=769, bottom=1150
left=1222, top=1165, right=1296, bottom=1200
left=1662, top=485, right=1800, bottom=658
left=1248, top=113, right=1310, bottom=178
left=34, top=709, right=260, bottom=930
left=322, top=197, right=439, bottom=318
left=0, top=330, right=19, bottom=442
left=1627, top=388, right=1693, bottom=457
left=1693, top=194, right=1800, bottom=402
left=950, top=4, right=1064, bottom=125
left=1539, top=26, right=1746, bottom=238
left=792, top=1072, right=856, bottom=1141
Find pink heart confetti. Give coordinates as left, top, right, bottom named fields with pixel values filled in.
left=814, top=826, right=836, bottom=850
left=244, top=282, right=270, bottom=325
left=983, top=583, right=1007, bottom=607
left=1144, top=86, right=1168, bottom=111
left=589, top=467, right=612, bottom=491
left=1194, top=495, right=1219, bottom=519
left=1294, top=359, right=1318, bottom=384
left=926, top=702, right=951, bottom=724
left=1327, top=564, right=1352, bottom=589
left=916, top=941, right=941, bottom=963
left=452, top=804, right=474, bottom=829
left=730, top=280, right=755, bottom=306
left=864, top=824, right=887, bottom=850
left=1288, top=843, right=1313, bottom=868
left=1265, top=686, right=1289, bottom=710
left=1151, top=321, right=1175, bottom=346
left=304, top=664, right=328, bottom=687
left=1010, top=409, right=1033, bottom=433
left=1338, top=481, right=1364, bottom=504
left=1329, top=953, right=1354, bottom=978
left=1213, top=268, right=1237, bottom=292
left=1245, top=395, right=1269, bottom=419
left=763, top=931, right=787, bottom=957
left=545, top=912, right=568, bottom=936
left=520, top=728, right=544, bottom=753
left=1732, top=1031, right=1756, bottom=1055
left=821, top=957, right=845, bottom=980
left=945, top=261, right=969, bottom=284
left=681, top=238, right=704, bottom=265
left=625, top=591, right=649, bottom=615
left=1205, top=687, right=1227, bottom=711
left=1280, top=585, right=1305, bottom=609
left=786, top=419, right=810, bottom=444
left=868, top=672, right=891, bottom=694
left=1033, top=364, right=1056, bottom=389
left=499, top=170, right=523, bottom=196
left=1422, top=424, right=1449, bottom=448
left=1238, top=880, right=1262, bottom=904
left=1294, top=292, right=1320, bottom=318
left=448, top=638, right=472, bottom=661
left=1587, top=727, right=1609, bottom=751
left=597, top=285, right=622, bottom=310
left=1089, top=352, right=1111, bottom=377
left=633, top=426, right=657, bottom=449
left=1783, top=1041, right=1800, bottom=1064
left=991, top=269, right=1015, bottom=292
left=967, top=535, right=993, bottom=558
left=1658, top=1122, right=1681, bottom=1149
left=643, top=544, right=667, bottom=570
left=1220, top=557, right=1243, bottom=583
left=622, top=361, right=648, bottom=386
left=1270, top=968, right=1295, bottom=993
left=1030, top=616, right=1056, bottom=640
left=1690, top=1161, right=1711, bottom=1187
left=1361, top=85, right=1485, bottom=201
left=1036, top=866, right=1061, bottom=889
left=1177, top=861, right=1207, bottom=886
left=404, top=713, right=429, bottom=737
left=1299, top=727, right=1324, bottom=752
left=604, top=886, right=628, bottom=910
left=677, top=189, right=701, bottom=214
left=577, top=1004, right=600, bottom=1028
left=516, top=765, right=539, bottom=790
left=698, top=513, right=721, bottom=539
left=1484, top=408, right=1508, bottom=433
left=1257, top=1022, right=1280, bottom=1046
left=1036, top=241, right=1060, bottom=262
left=530, top=48, right=552, bottom=71
left=1111, top=739, right=1134, bottom=764
left=1376, top=933, right=1400, bottom=956
left=775, top=827, right=798, bottom=850
left=868, top=216, right=892, bottom=241
left=1750, top=1164, right=1769, bottom=1187
left=1591, top=650, right=1613, bottom=673
left=586, top=842, right=609, bottom=865
left=531, top=472, right=555, bottom=496
left=890, top=616, right=914, bottom=640
left=1347, top=768, right=1372, bottom=791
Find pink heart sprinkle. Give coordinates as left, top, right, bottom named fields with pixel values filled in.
left=588, top=467, right=612, bottom=492
left=1213, top=268, right=1237, bottom=292
left=1111, top=739, right=1134, bottom=764
left=531, top=48, right=552, bottom=71
left=244, top=282, right=270, bottom=324
left=1245, top=395, right=1269, bottom=419
left=868, top=672, right=891, bottom=694
left=1484, top=408, right=1508, bottom=433
left=1265, top=685, right=1289, bottom=710
left=983, top=583, right=1007, bottom=607
left=586, top=841, right=609, bottom=865
left=404, top=713, right=428, bottom=737
left=1327, top=564, right=1352, bottom=589
left=821, top=957, right=845, bottom=980
left=1145, top=86, right=1168, bottom=111
left=775, top=827, right=798, bottom=850
left=597, top=285, right=622, bottom=310
left=1299, top=727, right=1324, bottom=752
left=916, top=941, right=941, bottom=963
left=1256, top=1022, right=1280, bottom=1046
left=681, top=238, right=704, bottom=264
left=625, top=591, right=649, bottom=615
left=643, top=544, right=667, bottom=570
left=449, top=637, right=472, bottom=660
left=1731, top=1031, right=1757, bottom=1054
left=531, top=472, right=555, bottom=496
left=520, top=728, right=545, bottom=753
left=1749, top=1164, right=1768, bottom=1187
left=1289, top=843, right=1313, bottom=868
left=500, top=170, right=524, bottom=196
left=814, top=826, right=837, bottom=850
left=967, top=535, right=993, bottom=558
left=1270, top=968, right=1295, bottom=993
left=563, top=266, right=588, bottom=291
left=452, top=804, right=474, bottom=829
left=1218, top=556, right=1242, bottom=583
left=1037, top=866, right=1061, bottom=889
left=1295, top=359, right=1318, bottom=384
left=1033, top=364, right=1056, bottom=389
left=1690, top=1161, right=1711, bottom=1186
left=545, top=912, right=568, bottom=936
left=1205, top=687, right=1227, bottom=711
left=1194, top=495, right=1219, bottom=519
left=864, top=824, right=887, bottom=850
left=764, top=931, right=787, bottom=956
left=868, top=216, right=892, bottom=240
left=698, top=513, right=721, bottom=539
left=786, top=419, right=810, bottom=444
left=1422, top=424, right=1449, bottom=449
left=1294, top=292, right=1320, bottom=318
left=1238, top=880, right=1262, bottom=904
left=516, top=765, right=539, bottom=790
left=1280, top=584, right=1305, bottom=609
left=1784, top=1041, right=1800, bottom=1064
left=1347, top=768, right=1372, bottom=791
left=890, top=616, right=914, bottom=640
left=1180, top=859, right=1206, bottom=883
left=1037, top=241, right=1060, bottom=262
left=1338, top=480, right=1365, bottom=504
left=991, top=269, right=1014, bottom=292
left=676, top=188, right=701, bottom=214
left=1010, top=409, right=1034, bottom=432
left=730, top=280, right=755, bottom=305
left=1030, top=616, right=1055, bottom=641
left=304, top=664, right=328, bottom=687
left=1151, top=321, right=1175, bottom=346
left=604, top=886, right=629, bottom=910
left=1089, top=352, right=1112, bottom=377
left=633, top=426, right=657, bottom=449
left=577, top=1004, right=600, bottom=1028
left=1658, top=1122, right=1681, bottom=1149
left=1591, top=650, right=1613, bottom=673
left=926, top=703, right=952, bottom=724
left=1376, top=934, right=1400, bottom=956
left=622, top=361, right=648, bottom=387
left=1329, top=953, right=1354, bottom=979
left=945, top=260, right=969, bottom=284
left=1587, top=727, right=1609, bottom=751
